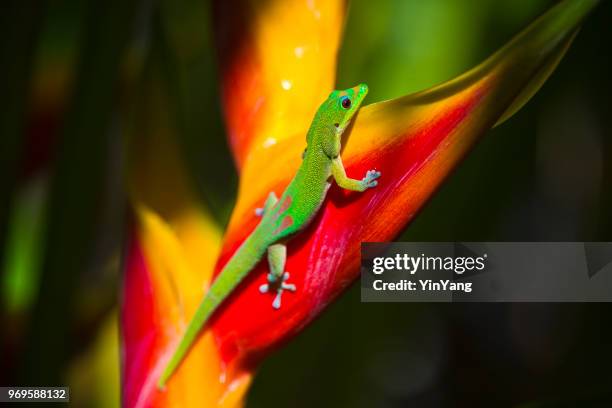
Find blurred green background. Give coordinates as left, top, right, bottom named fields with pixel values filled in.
left=1, top=0, right=610, bottom=407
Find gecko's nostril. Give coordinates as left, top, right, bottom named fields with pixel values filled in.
left=334, top=123, right=339, bottom=128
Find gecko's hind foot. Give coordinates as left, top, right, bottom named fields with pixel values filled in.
left=260, top=272, right=296, bottom=309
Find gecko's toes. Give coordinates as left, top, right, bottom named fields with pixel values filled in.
left=362, top=169, right=381, bottom=189
left=367, top=169, right=381, bottom=179
left=261, top=271, right=296, bottom=309
left=272, top=294, right=282, bottom=309
left=282, top=283, right=297, bottom=292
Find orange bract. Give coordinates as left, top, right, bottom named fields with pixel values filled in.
left=121, top=0, right=599, bottom=406
left=214, top=0, right=346, bottom=169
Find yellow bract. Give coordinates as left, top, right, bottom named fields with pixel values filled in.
left=252, top=0, right=344, bottom=145
left=135, top=205, right=251, bottom=407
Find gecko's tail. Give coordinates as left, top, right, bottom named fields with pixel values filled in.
left=157, top=292, right=220, bottom=389
left=157, top=229, right=268, bottom=389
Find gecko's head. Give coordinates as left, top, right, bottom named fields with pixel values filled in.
left=327, top=83, right=369, bottom=133
left=307, top=83, right=368, bottom=157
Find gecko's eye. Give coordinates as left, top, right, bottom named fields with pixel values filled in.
left=340, top=96, right=351, bottom=109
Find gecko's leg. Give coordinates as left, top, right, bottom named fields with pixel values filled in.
left=255, top=192, right=278, bottom=217
left=331, top=156, right=381, bottom=192
left=258, top=243, right=296, bottom=309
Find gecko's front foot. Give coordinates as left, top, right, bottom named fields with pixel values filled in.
left=361, top=169, right=381, bottom=190
left=259, top=272, right=296, bottom=309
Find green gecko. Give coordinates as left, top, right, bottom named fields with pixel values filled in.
left=158, top=83, right=380, bottom=388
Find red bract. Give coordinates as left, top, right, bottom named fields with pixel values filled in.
left=209, top=0, right=598, bottom=374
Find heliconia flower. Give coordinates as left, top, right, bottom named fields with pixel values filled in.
left=121, top=0, right=599, bottom=406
